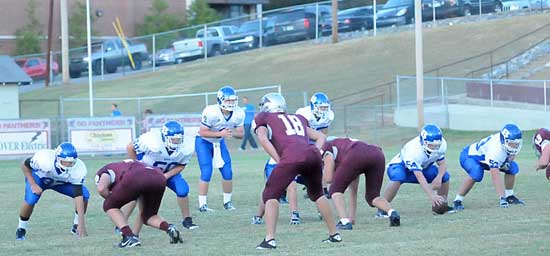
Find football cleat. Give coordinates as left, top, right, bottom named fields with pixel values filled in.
left=15, top=228, right=26, bottom=241
left=375, top=209, right=389, bottom=218
left=389, top=211, right=400, bottom=227
left=167, top=225, right=184, bottom=244
left=71, top=224, right=78, bottom=235
left=182, top=217, right=199, bottom=230
left=256, top=239, right=277, bottom=250
left=336, top=221, right=353, bottom=230
left=322, top=233, right=342, bottom=243
left=290, top=211, right=301, bottom=225
left=199, top=204, right=214, bottom=212
left=118, top=235, right=141, bottom=248
left=323, top=187, right=331, bottom=199
left=505, top=195, right=525, bottom=205
left=223, top=201, right=236, bottom=211
left=499, top=197, right=510, bottom=208
left=453, top=200, right=464, bottom=211
left=251, top=216, right=264, bottom=225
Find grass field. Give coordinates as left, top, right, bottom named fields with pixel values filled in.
left=1, top=130, right=549, bottom=255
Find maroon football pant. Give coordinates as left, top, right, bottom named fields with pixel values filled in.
left=329, top=143, right=385, bottom=207
left=103, top=167, right=167, bottom=222
left=262, top=145, right=324, bottom=203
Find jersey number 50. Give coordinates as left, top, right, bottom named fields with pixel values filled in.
left=278, top=114, right=305, bottom=136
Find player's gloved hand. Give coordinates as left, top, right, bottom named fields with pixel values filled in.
left=499, top=197, right=509, bottom=208
left=31, top=184, right=43, bottom=195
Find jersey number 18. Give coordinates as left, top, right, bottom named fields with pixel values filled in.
left=278, top=114, right=305, bottom=136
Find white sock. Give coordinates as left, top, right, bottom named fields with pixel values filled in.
left=387, top=209, right=394, bottom=216
left=18, top=218, right=28, bottom=229
left=73, top=213, right=79, bottom=225
left=339, top=218, right=350, bottom=225
left=454, top=195, right=464, bottom=202
left=223, top=193, right=232, bottom=204
left=505, top=190, right=514, bottom=197
left=199, top=195, right=207, bottom=207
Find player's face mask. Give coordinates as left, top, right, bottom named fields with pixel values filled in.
left=56, top=158, right=76, bottom=172
left=504, top=139, right=522, bottom=155
left=165, top=134, right=183, bottom=150
left=423, top=140, right=441, bottom=155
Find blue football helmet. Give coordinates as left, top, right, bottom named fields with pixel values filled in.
left=55, top=142, right=78, bottom=172
left=500, top=123, right=522, bottom=155
left=310, top=92, right=331, bottom=119
left=420, top=124, right=443, bottom=155
left=259, top=93, right=287, bottom=113
left=217, top=86, right=238, bottom=111
left=161, top=121, right=184, bottom=150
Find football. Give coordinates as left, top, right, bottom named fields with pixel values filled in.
left=432, top=203, right=448, bottom=215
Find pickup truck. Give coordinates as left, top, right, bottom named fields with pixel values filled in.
left=171, top=26, right=237, bottom=62
left=69, top=38, right=148, bottom=78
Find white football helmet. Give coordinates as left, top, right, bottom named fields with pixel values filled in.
left=259, top=93, right=287, bottom=113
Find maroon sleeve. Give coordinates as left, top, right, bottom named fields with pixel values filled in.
left=254, top=112, right=268, bottom=134
left=296, top=114, right=311, bottom=128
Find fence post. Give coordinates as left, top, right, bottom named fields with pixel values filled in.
left=204, top=24, right=208, bottom=62
left=101, top=44, right=104, bottom=80
left=490, top=79, right=494, bottom=107
left=505, top=61, right=509, bottom=78
left=277, top=84, right=282, bottom=94
left=49, top=51, right=54, bottom=85
left=59, top=96, right=64, bottom=120
left=373, top=0, right=377, bottom=36
left=59, top=96, right=64, bottom=144
left=258, top=4, right=263, bottom=48
left=545, top=81, right=547, bottom=112
left=204, top=92, right=209, bottom=107
left=432, top=0, right=436, bottom=26
left=137, top=97, right=142, bottom=134
left=440, top=78, right=445, bottom=105
left=152, top=34, right=156, bottom=72
left=396, top=75, right=401, bottom=112
left=489, top=53, right=493, bottom=79
left=315, top=3, right=319, bottom=41
left=479, top=0, right=482, bottom=17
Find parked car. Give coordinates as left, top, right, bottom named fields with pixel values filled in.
left=266, top=5, right=332, bottom=45
left=196, top=25, right=238, bottom=56
left=172, top=25, right=237, bottom=61
left=376, top=0, right=502, bottom=27
left=322, top=6, right=380, bottom=35
left=69, top=38, right=148, bottom=78
left=149, top=48, right=179, bottom=66
left=15, top=57, right=58, bottom=79
left=501, top=0, right=531, bottom=11
left=224, top=18, right=275, bottom=53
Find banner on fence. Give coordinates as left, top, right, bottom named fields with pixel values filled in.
left=67, top=117, right=135, bottom=154
left=0, top=119, right=51, bottom=156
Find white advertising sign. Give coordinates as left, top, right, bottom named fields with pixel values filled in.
left=67, top=117, right=135, bottom=154
left=0, top=119, right=51, bottom=156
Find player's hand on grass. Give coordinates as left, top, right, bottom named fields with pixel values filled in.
left=77, top=224, right=88, bottom=238
left=431, top=195, right=445, bottom=207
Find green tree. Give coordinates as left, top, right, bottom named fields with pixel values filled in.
left=187, top=0, right=220, bottom=26
left=14, top=0, right=42, bottom=55
left=69, top=2, right=96, bottom=47
left=136, top=0, right=186, bottom=35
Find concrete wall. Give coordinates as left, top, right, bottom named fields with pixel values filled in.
left=395, top=103, right=550, bottom=131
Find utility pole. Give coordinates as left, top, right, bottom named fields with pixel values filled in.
left=45, top=0, right=54, bottom=87
left=331, top=0, right=338, bottom=44
left=415, top=0, right=425, bottom=130
left=60, top=0, right=69, bottom=83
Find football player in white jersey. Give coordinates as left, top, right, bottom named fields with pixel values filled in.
left=196, top=86, right=244, bottom=212
left=16, top=142, right=90, bottom=240
left=377, top=124, right=451, bottom=218
left=453, top=124, right=524, bottom=211
left=252, top=92, right=336, bottom=225
left=125, top=120, right=198, bottom=232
